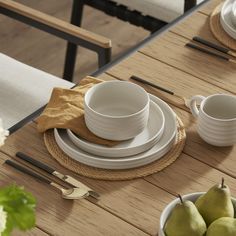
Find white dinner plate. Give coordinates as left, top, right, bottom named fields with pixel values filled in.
left=54, top=94, right=177, bottom=169
left=220, top=0, right=236, bottom=40
left=67, top=100, right=165, bottom=158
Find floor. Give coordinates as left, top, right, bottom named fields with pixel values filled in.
left=0, top=0, right=149, bottom=83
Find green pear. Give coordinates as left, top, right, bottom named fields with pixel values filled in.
left=207, top=217, right=236, bottom=236
left=195, top=178, right=234, bottom=226
left=164, top=195, right=207, bottom=236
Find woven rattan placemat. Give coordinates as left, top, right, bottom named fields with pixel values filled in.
left=210, top=3, right=236, bottom=51
left=44, top=116, right=186, bottom=181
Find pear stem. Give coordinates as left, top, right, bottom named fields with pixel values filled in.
left=221, top=177, right=225, bottom=188
left=178, top=194, right=183, bottom=204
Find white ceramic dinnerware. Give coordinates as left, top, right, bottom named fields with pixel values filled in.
left=54, top=94, right=177, bottom=169
left=159, top=192, right=236, bottom=236
left=84, top=81, right=150, bottom=141
left=231, top=0, right=236, bottom=27
left=189, top=94, right=236, bottom=146
left=220, top=0, right=236, bottom=40
left=67, top=100, right=165, bottom=158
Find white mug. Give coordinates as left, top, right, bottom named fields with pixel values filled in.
left=189, top=94, right=236, bottom=146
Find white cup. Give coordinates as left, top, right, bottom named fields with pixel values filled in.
left=84, top=81, right=150, bottom=141
left=189, top=94, right=236, bottom=146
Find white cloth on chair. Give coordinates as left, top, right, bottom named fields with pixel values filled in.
left=0, top=53, right=74, bottom=129
left=113, top=0, right=205, bottom=23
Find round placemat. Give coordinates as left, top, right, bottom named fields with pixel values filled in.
left=210, top=3, right=236, bottom=51
left=43, top=116, right=186, bottom=181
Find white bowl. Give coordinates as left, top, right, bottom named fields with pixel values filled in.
left=84, top=81, right=150, bottom=141
left=231, top=1, right=236, bottom=28
left=159, top=192, right=236, bottom=236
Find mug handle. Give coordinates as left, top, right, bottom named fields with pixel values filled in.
left=189, top=95, right=205, bottom=118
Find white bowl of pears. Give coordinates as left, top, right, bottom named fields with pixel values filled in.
left=159, top=178, right=236, bottom=236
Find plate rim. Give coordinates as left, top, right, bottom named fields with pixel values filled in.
left=66, top=99, right=165, bottom=157
left=220, top=0, right=236, bottom=39
left=54, top=94, right=177, bottom=169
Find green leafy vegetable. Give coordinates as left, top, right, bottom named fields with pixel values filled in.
left=0, top=184, right=36, bottom=236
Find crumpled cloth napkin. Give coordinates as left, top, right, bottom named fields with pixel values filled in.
left=37, top=76, right=119, bottom=146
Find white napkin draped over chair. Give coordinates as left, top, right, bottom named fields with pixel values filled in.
left=0, top=53, right=74, bottom=129
left=114, top=0, right=205, bottom=23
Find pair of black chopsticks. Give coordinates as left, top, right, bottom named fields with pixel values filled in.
left=130, top=75, right=174, bottom=96
left=5, top=152, right=99, bottom=199
left=130, top=75, right=190, bottom=108
left=186, top=36, right=236, bottom=63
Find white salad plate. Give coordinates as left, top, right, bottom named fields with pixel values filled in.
left=54, top=94, right=177, bottom=170
left=220, top=0, right=236, bottom=40
left=67, top=100, right=165, bottom=158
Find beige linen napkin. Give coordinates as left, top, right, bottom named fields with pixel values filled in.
left=37, top=76, right=118, bottom=146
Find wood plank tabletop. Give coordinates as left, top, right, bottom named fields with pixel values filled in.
left=1, top=0, right=236, bottom=235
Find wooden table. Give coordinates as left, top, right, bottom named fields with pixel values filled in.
left=1, top=0, right=236, bottom=235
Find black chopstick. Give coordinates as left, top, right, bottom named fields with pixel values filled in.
left=5, top=160, right=51, bottom=184
left=193, top=36, right=228, bottom=54
left=130, top=75, right=191, bottom=109
left=16, top=152, right=55, bottom=174
left=192, top=36, right=236, bottom=58
left=130, top=75, right=174, bottom=95
left=186, top=43, right=236, bottom=63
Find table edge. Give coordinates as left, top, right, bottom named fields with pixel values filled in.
left=8, top=0, right=210, bottom=134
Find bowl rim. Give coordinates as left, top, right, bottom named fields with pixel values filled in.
left=221, top=0, right=236, bottom=37
left=232, top=1, right=236, bottom=18
left=159, top=192, right=236, bottom=235
left=84, top=81, right=150, bottom=119
left=160, top=192, right=204, bottom=232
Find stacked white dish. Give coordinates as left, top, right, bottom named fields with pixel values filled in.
left=67, top=100, right=165, bottom=158
left=220, top=0, right=236, bottom=40
left=54, top=93, right=177, bottom=169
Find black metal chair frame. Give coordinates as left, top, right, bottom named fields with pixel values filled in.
left=0, top=0, right=112, bottom=83
left=64, top=0, right=197, bottom=81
